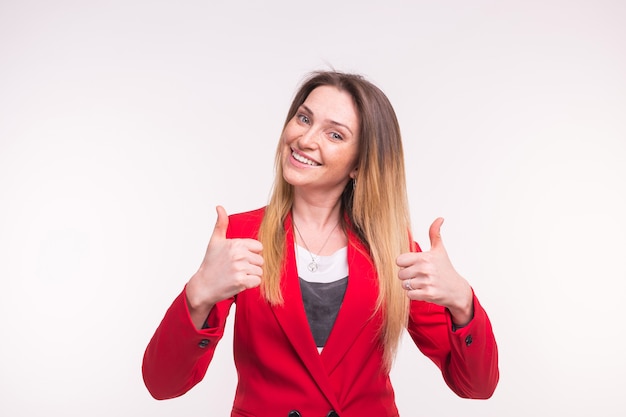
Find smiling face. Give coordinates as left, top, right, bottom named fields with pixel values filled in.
left=281, top=85, right=360, bottom=201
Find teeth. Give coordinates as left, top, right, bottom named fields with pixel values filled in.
left=292, top=151, right=319, bottom=166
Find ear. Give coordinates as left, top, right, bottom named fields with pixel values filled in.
left=349, top=166, right=358, bottom=179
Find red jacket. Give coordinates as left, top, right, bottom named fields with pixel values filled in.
left=142, top=208, right=498, bottom=416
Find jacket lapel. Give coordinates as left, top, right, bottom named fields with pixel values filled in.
left=319, top=227, right=380, bottom=374
left=269, top=214, right=343, bottom=412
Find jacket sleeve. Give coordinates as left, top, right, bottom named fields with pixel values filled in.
left=142, top=286, right=235, bottom=400
left=407, top=290, right=499, bottom=399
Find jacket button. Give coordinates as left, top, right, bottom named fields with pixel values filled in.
left=198, top=339, right=210, bottom=348
left=288, top=411, right=301, bottom=417
left=465, top=335, right=473, bottom=347
left=327, top=411, right=339, bottom=417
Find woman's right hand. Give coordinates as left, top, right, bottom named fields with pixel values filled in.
left=185, top=205, right=263, bottom=328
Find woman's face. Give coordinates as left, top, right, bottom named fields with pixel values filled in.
left=281, top=85, right=360, bottom=199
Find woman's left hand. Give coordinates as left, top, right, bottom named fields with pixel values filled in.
left=396, top=218, right=474, bottom=326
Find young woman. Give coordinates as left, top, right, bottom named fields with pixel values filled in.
left=142, top=71, right=499, bottom=417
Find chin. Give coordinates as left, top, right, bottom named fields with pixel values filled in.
left=282, top=173, right=304, bottom=188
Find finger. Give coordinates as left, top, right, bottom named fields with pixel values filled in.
left=398, top=264, right=432, bottom=282
left=210, top=205, right=229, bottom=243
left=243, top=251, right=264, bottom=268
left=398, top=266, right=421, bottom=281
left=429, top=217, right=445, bottom=250
left=244, top=274, right=262, bottom=289
left=396, top=252, right=421, bottom=268
left=239, top=238, right=264, bottom=254
left=246, top=264, right=264, bottom=278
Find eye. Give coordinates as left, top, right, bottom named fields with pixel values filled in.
left=297, top=114, right=310, bottom=124
left=330, top=132, right=344, bottom=141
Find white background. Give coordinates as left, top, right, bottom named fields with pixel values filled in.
left=1, top=1, right=625, bottom=416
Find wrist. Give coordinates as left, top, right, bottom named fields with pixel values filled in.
left=185, top=278, right=216, bottom=330
left=448, top=289, right=474, bottom=328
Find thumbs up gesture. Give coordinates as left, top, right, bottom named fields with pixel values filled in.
left=186, top=206, right=263, bottom=328
left=396, top=218, right=473, bottom=326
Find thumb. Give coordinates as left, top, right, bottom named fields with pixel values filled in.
left=210, top=205, right=229, bottom=242
left=429, top=217, right=445, bottom=250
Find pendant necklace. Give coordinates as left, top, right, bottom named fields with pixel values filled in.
left=293, top=217, right=340, bottom=272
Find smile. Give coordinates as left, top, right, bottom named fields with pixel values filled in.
left=292, top=150, right=320, bottom=166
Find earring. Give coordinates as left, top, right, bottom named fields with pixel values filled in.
left=352, top=177, right=357, bottom=192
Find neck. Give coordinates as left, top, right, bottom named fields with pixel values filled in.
left=291, top=193, right=346, bottom=256
left=291, top=193, right=342, bottom=229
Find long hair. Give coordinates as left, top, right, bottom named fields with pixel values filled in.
left=258, top=70, right=412, bottom=371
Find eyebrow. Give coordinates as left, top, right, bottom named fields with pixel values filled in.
left=301, top=104, right=354, bottom=136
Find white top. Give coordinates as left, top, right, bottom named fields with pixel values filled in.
left=295, top=244, right=348, bottom=283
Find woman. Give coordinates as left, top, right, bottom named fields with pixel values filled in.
left=142, top=71, right=499, bottom=416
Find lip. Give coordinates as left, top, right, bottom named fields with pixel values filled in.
left=290, top=148, right=321, bottom=167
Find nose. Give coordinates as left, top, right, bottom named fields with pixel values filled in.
left=297, top=126, right=320, bottom=149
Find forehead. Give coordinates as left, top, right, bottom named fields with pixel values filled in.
left=302, top=86, right=360, bottom=131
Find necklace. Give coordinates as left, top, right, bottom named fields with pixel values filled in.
left=293, top=218, right=340, bottom=272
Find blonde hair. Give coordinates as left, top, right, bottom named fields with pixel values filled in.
left=258, top=71, right=412, bottom=371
